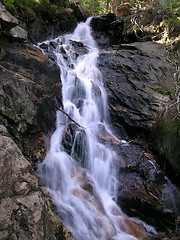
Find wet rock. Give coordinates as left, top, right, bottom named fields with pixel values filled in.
left=69, top=40, right=88, bottom=56
left=107, top=137, right=180, bottom=235
left=61, top=123, right=88, bottom=166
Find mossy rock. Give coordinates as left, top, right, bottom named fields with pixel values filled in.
left=154, top=84, right=175, bottom=97
left=152, top=114, right=180, bottom=173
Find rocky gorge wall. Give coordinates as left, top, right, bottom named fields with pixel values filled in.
left=0, top=2, right=180, bottom=239
left=90, top=14, right=180, bottom=183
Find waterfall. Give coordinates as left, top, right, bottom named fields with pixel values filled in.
left=37, top=18, right=153, bottom=240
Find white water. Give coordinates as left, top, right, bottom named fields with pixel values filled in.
left=37, top=18, right=151, bottom=240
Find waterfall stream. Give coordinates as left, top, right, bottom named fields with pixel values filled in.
left=37, top=18, right=153, bottom=240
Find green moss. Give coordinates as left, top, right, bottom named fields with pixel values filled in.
left=153, top=116, right=180, bottom=172
left=122, top=17, right=134, bottom=36
left=154, top=84, right=175, bottom=97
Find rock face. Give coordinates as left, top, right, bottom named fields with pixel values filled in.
left=0, top=130, right=57, bottom=240
left=99, top=42, right=175, bottom=136
left=115, top=141, right=180, bottom=233
left=0, top=43, right=61, bottom=155
left=0, top=42, right=68, bottom=238
left=98, top=40, right=180, bottom=183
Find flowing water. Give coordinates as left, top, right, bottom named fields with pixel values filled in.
left=37, top=18, right=152, bottom=240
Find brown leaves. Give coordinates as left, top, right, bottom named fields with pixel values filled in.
left=144, top=151, right=156, bottom=164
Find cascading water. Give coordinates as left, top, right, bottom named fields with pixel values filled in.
left=37, top=18, right=153, bottom=240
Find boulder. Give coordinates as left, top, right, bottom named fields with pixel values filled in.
left=9, top=25, right=27, bottom=41
left=0, top=3, right=28, bottom=41
left=0, top=2, right=18, bottom=30
left=0, top=131, right=57, bottom=239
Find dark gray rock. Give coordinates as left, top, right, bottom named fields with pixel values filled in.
left=98, top=41, right=180, bottom=183
left=96, top=125, right=180, bottom=234
left=99, top=42, right=175, bottom=137
left=91, top=13, right=116, bottom=32
left=0, top=43, right=61, bottom=157
left=0, top=7, right=179, bottom=239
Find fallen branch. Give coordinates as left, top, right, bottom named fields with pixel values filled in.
left=57, top=107, right=85, bottom=129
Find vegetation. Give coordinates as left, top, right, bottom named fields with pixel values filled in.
left=5, top=0, right=177, bottom=45
left=2, top=0, right=50, bottom=8
left=2, top=0, right=180, bottom=17
left=153, top=116, right=180, bottom=172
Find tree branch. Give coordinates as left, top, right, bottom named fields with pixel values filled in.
left=57, top=107, right=85, bottom=129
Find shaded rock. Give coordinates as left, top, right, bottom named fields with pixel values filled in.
left=152, top=116, right=180, bottom=182
left=0, top=7, right=179, bottom=239
left=91, top=13, right=116, bottom=32
left=0, top=2, right=18, bottom=30
left=98, top=41, right=180, bottom=182
left=69, top=40, right=88, bottom=56
left=70, top=2, right=89, bottom=22
left=90, top=14, right=139, bottom=47
left=0, top=43, right=61, bottom=157
left=9, top=25, right=27, bottom=41
left=61, top=123, right=88, bottom=166
left=0, top=3, right=28, bottom=42
left=99, top=42, right=175, bottom=137
left=8, top=2, right=78, bottom=43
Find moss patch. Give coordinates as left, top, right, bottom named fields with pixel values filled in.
left=152, top=115, right=180, bottom=173
left=154, top=84, right=175, bottom=97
